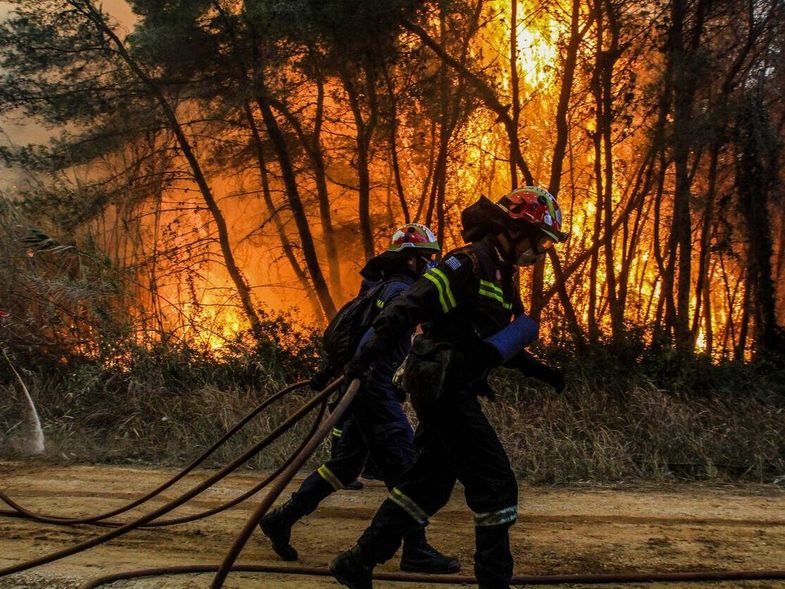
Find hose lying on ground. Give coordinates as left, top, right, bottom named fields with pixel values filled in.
left=0, top=377, right=343, bottom=579
left=211, top=378, right=361, bottom=588
left=5, top=376, right=785, bottom=588
left=2, top=385, right=327, bottom=530
left=78, top=563, right=785, bottom=589
left=0, top=380, right=311, bottom=526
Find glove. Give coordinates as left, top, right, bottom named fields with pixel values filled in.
left=344, top=337, right=378, bottom=383
left=344, top=353, right=372, bottom=383
left=513, top=350, right=566, bottom=393
left=540, top=365, right=566, bottom=394
left=309, top=365, right=334, bottom=391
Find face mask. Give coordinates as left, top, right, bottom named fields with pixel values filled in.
left=516, top=249, right=545, bottom=266
left=513, top=232, right=554, bottom=266
left=412, top=255, right=436, bottom=276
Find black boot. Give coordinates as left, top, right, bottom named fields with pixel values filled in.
left=259, top=499, right=300, bottom=561
left=330, top=545, right=374, bottom=589
left=260, top=472, right=336, bottom=561
left=400, top=529, right=460, bottom=574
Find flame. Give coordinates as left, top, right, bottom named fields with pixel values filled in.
left=515, top=12, right=558, bottom=88
left=71, top=0, right=763, bottom=360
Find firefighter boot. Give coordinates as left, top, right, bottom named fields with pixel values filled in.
left=260, top=471, right=335, bottom=561
left=400, top=528, right=460, bottom=574
left=259, top=499, right=300, bottom=561
left=330, top=545, right=374, bottom=589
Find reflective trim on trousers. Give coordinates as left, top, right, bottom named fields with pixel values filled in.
left=475, top=505, right=518, bottom=527
left=317, top=464, right=344, bottom=491
left=389, top=487, right=429, bottom=526
left=331, top=427, right=343, bottom=438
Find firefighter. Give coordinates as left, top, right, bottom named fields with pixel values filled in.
left=330, top=187, right=568, bottom=589
left=260, top=223, right=460, bottom=575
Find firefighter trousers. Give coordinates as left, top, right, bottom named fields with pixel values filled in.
left=278, top=385, right=432, bottom=548
left=355, top=392, right=518, bottom=588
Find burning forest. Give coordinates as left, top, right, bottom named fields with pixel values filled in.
left=0, top=0, right=782, bottom=360
left=1, top=3, right=785, bottom=588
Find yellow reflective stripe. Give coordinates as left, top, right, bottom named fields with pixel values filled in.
left=375, top=299, right=385, bottom=309
left=423, top=270, right=455, bottom=314
left=475, top=505, right=518, bottom=527
left=479, top=280, right=503, bottom=295
left=478, top=284, right=513, bottom=310
left=317, top=465, right=344, bottom=491
left=430, top=268, right=457, bottom=309
left=389, top=487, right=429, bottom=525
left=331, top=427, right=343, bottom=438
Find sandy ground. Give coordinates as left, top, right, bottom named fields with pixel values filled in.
left=1, top=461, right=784, bottom=588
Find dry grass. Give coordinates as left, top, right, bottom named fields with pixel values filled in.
left=2, top=343, right=784, bottom=484
left=487, top=369, right=785, bottom=483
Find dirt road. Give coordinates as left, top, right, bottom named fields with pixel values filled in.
left=1, top=461, right=784, bottom=588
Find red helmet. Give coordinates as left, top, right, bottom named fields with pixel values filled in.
left=388, top=223, right=441, bottom=253
left=497, top=186, right=568, bottom=243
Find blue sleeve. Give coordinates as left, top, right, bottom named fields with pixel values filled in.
left=484, top=313, right=539, bottom=363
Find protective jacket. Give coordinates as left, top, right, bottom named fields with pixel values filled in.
left=362, top=235, right=531, bottom=395
left=356, top=274, right=415, bottom=403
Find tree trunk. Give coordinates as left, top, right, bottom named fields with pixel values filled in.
left=691, top=140, right=720, bottom=345
left=244, top=102, right=323, bottom=319
left=311, top=71, right=343, bottom=297
left=255, top=91, right=337, bottom=320
left=78, top=1, right=267, bottom=341
left=734, top=92, right=784, bottom=357
left=509, top=0, right=520, bottom=190
left=269, top=73, right=344, bottom=298
left=340, top=67, right=377, bottom=261
left=382, top=67, right=411, bottom=224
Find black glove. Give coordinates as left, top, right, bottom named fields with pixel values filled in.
left=512, top=350, right=566, bottom=393
left=344, top=355, right=371, bottom=383
left=309, top=365, right=334, bottom=391
left=344, top=339, right=377, bottom=383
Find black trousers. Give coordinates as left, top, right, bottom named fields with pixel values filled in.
left=280, top=384, right=430, bottom=549
left=356, top=392, right=518, bottom=588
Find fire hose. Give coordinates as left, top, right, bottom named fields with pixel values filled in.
left=78, top=564, right=785, bottom=589
left=0, top=379, right=312, bottom=526
left=1, top=377, right=785, bottom=587
left=0, top=377, right=346, bottom=578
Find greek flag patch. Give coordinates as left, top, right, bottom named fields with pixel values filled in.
left=444, top=256, right=462, bottom=271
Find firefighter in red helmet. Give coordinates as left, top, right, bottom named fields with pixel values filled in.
left=331, top=187, right=568, bottom=589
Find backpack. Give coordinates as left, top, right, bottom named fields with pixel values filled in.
left=322, top=280, right=404, bottom=369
